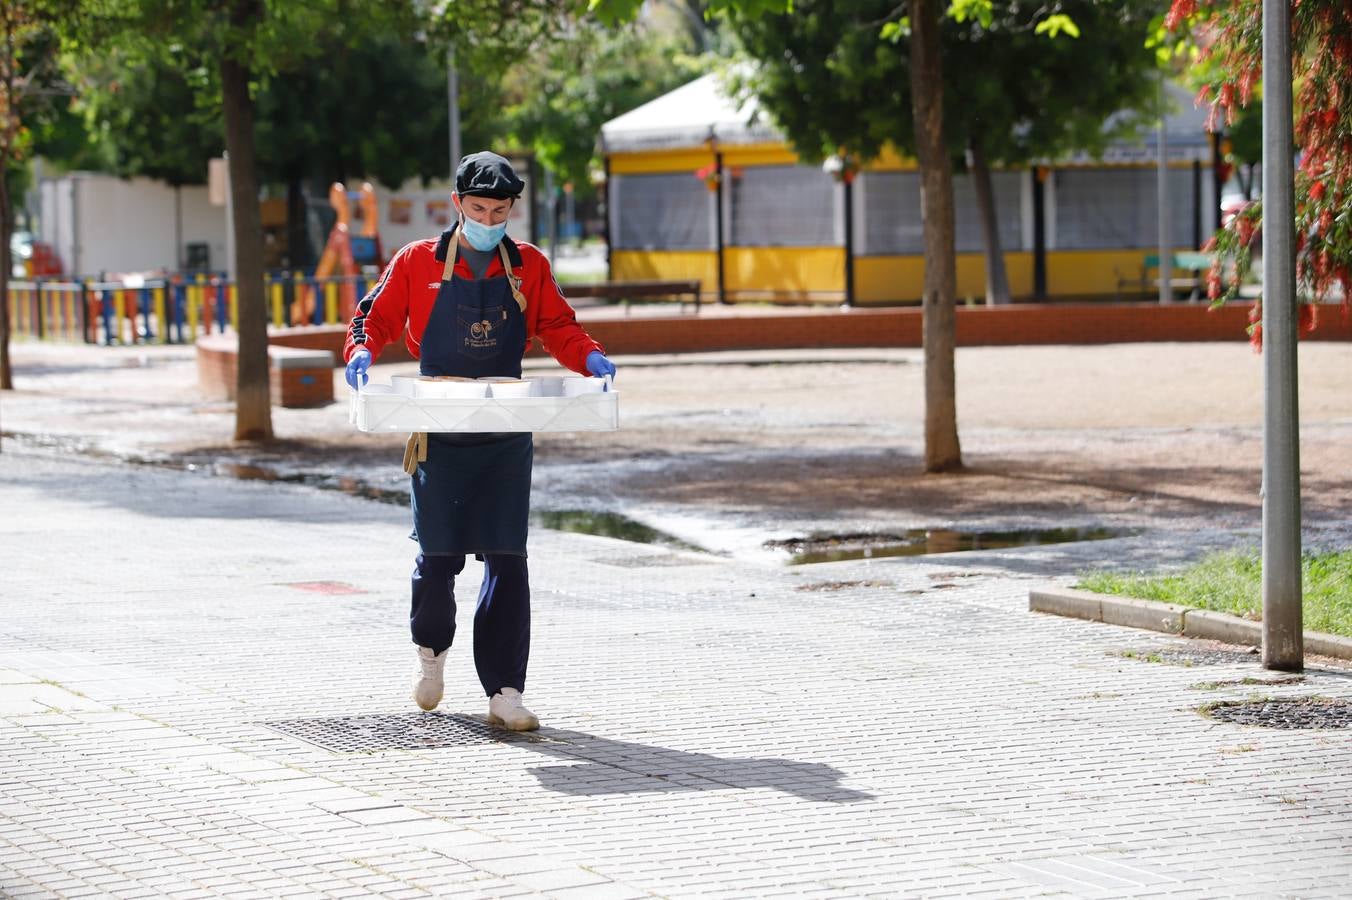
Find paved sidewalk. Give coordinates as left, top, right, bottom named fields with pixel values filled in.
left=2, top=450, right=1350, bottom=898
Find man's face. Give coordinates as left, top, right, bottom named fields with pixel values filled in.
left=454, top=193, right=513, bottom=226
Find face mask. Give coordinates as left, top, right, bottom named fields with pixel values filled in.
left=459, top=212, right=507, bottom=251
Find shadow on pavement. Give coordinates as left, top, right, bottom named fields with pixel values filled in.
left=516, top=726, right=874, bottom=803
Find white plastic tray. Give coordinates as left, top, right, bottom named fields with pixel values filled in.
left=350, top=376, right=618, bottom=433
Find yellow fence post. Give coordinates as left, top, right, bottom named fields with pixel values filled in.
left=154, top=287, right=168, bottom=344
left=270, top=280, right=284, bottom=327
left=324, top=281, right=338, bottom=325
left=187, top=281, right=200, bottom=340
left=112, top=290, right=126, bottom=344
left=229, top=283, right=239, bottom=332
left=41, top=288, right=52, bottom=340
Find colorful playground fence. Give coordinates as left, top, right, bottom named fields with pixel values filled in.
left=4, top=272, right=381, bottom=345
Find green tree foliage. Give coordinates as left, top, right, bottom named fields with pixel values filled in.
left=61, top=45, right=221, bottom=185
left=254, top=32, right=506, bottom=192
left=56, top=0, right=422, bottom=441
left=52, top=11, right=512, bottom=192
left=503, top=21, right=707, bottom=197
left=730, top=1, right=1159, bottom=174
left=589, top=0, right=788, bottom=26
left=50, top=30, right=501, bottom=224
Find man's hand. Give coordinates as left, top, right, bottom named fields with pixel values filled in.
left=345, top=348, right=372, bottom=389
left=585, top=350, right=616, bottom=380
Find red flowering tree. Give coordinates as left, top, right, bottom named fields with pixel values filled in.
left=1166, top=0, right=1351, bottom=345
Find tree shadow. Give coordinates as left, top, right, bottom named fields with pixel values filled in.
left=480, top=720, right=873, bottom=803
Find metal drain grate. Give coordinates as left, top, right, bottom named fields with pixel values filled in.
left=261, top=712, right=508, bottom=751
left=1203, top=697, right=1352, bottom=730
left=1116, top=647, right=1259, bottom=667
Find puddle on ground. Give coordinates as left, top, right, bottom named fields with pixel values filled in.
left=19, top=435, right=1115, bottom=563
left=202, top=463, right=409, bottom=505
left=181, top=458, right=709, bottom=552
left=766, top=526, right=1136, bottom=565
left=530, top=509, right=708, bottom=553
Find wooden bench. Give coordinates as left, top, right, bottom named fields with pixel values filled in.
left=563, top=280, right=703, bottom=314
left=1116, top=252, right=1216, bottom=300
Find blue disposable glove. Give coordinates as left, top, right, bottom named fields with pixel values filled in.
left=345, top=348, right=371, bottom=389
left=585, top=350, right=616, bottom=380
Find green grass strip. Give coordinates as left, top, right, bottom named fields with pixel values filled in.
left=1077, top=548, right=1352, bottom=638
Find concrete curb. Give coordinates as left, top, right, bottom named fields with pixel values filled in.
left=1029, top=586, right=1352, bottom=661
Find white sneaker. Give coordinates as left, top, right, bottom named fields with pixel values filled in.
left=487, top=688, right=539, bottom=731
left=412, top=646, right=447, bottom=711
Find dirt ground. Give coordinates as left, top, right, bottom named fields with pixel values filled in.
left=4, top=340, right=1351, bottom=559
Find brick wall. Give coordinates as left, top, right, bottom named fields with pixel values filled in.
left=197, top=337, right=237, bottom=401
left=529, top=302, right=1350, bottom=355
left=270, top=328, right=415, bottom=363
left=268, top=365, right=333, bottom=408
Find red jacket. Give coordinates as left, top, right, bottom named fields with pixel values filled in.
left=343, top=228, right=602, bottom=374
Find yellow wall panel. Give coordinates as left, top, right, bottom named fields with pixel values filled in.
left=1046, top=248, right=1198, bottom=296
left=853, top=252, right=1035, bottom=304
left=1002, top=253, right=1035, bottom=297
left=719, top=144, right=802, bottom=167
left=861, top=146, right=915, bottom=171
left=855, top=256, right=924, bottom=304
left=723, top=247, right=844, bottom=297
left=610, top=251, right=720, bottom=297
left=609, top=149, right=715, bottom=174
left=954, top=253, right=1035, bottom=301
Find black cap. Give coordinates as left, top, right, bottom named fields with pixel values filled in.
left=455, top=151, right=524, bottom=199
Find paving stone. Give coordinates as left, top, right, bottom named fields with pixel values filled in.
left=0, top=453, right=1350, bottom=897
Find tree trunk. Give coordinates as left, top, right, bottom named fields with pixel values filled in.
left=0, top=169, right=14, bottom=393
left=968, top=134, right=1011, bottom=306
left=909, top=0, right=962, bottom=472
left=221, top=47, right=273, bottom=442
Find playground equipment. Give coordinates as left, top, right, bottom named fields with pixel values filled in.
left=296, top=182, right=384, bottom=324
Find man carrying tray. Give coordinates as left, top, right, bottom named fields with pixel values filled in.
left=343, top=151, right=616, bottom=731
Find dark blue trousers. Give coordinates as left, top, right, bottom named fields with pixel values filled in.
left=410, top=553, right=530, bottom=697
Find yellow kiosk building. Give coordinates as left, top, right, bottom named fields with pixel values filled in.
left=600, top=73, right=1221, bottom=306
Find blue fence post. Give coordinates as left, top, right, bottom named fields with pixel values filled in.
left=172, top=281, right=185, bottom=343
left=80, top=283, right=93, bottom=344
left=216, top=277, right=228, bottom=333
left=140, top=286, right=154, bottom=342
left=100, top=289, right=114, bottom=345
left=311, top=277, right=322, bottom=325
left=34, top=283, right=46, bottom=340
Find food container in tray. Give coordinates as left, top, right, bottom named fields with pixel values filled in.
left=350, top=375, right=618, bottom=433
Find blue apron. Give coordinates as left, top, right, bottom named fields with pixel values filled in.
left=410, top=233, right=532, bottom=556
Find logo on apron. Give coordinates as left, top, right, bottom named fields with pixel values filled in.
left=460, top=306, right=506, bottom=355
left=468, top=319, right=495, bottom=346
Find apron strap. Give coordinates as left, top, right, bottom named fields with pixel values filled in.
left=497, top=242, right=527, bottom=313
left=441, top=238, right=458, bottom=282
left=403, top=431, right=428, bottom=476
